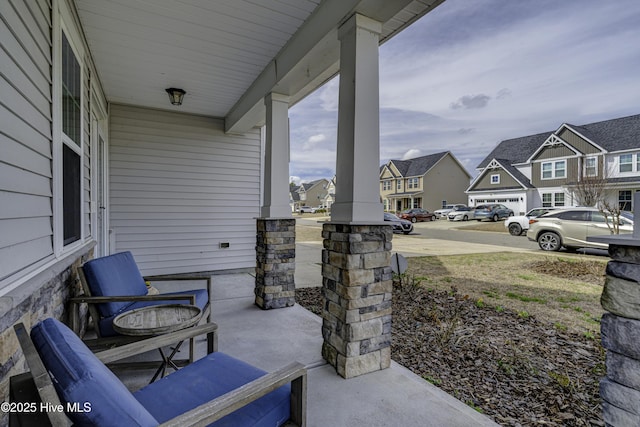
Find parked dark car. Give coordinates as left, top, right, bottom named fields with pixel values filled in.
left=384, top=212, right=414, bottom=234
left=399, top=208, right=435, bottom=223
left=473, top=204, right=514, bottom=222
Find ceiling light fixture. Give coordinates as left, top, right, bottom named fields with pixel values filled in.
left=165, top=88, right=186, bottom=106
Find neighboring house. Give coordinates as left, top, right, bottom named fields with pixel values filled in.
left=380, top=152, right=472, bottom=212
left=467, top=114, right=640, bottom=215
left=289, top=185, right=302, bottom=212
left=321, top=176, right=337, bottom=210
left=290, top=179, right=329, bottom=211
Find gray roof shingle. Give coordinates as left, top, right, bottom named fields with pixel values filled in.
left=477, top=113, right=640, bottom=169
left=386, top=152, right=452, bottom=177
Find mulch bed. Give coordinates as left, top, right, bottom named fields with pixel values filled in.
left=296, top=283, right=605, bottom=426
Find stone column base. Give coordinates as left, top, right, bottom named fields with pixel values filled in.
left=255, top=218, right=296, bottom=309
left=321, top=223, right=393, bottom=378
left=599, top=245, right=640, bottom=424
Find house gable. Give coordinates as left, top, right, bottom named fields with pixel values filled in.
left=557, top=126, right=604, bottom=155
left=528, top=135, right=580, bottom=162
left=388, top=161, right=406, bottom=177
left=380, top=165, right=395, bottom=179
left=468, top=159, right=528, bottom=192
left=425, top=152, right=472, bottom=181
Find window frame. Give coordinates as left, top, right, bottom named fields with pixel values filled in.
left=619, top=154, right=633, bottom=173
left=407, top=177, right=419, bottom=189
left=490, top=174, right=500, bottom=184
left=540, top=160, right=567, bottom=180
left=584, top=156, right=597, bottom=177
left=53, top=20, right=86, bottom=254
left=542, top=192, right=565, bottom=207
left=382, top=180, right=392, bottom=191
left=619, top=190, right=632, bottom=211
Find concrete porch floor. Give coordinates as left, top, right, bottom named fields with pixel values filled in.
left=125, top=272, right=499, bottom=427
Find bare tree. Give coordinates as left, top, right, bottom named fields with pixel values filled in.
left=600, top=198, right=623, bottom=234
left=571, top=174, right=608, bottom=208
left=569, top=159, right=623, bottom=234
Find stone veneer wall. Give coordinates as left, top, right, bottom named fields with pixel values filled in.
left=599, top=244, right=640, bottom=426
left=321, top=223, right=393, bottom=378
left=255, top=218, right=296, bottom=309
left=0, top=247, right=92, bottom=424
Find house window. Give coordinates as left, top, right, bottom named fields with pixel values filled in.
left=541, top=160, right=566, bottom=179
left=413, top=198, right=421, bottom=208
left=407, top=178, right=419, bottom=189
left=584, top=157, right=597, bottom=177
left=397, top=180, right=402, bottom=190
left=620, top=154, right=633, bottom=173
left=542, top=192, right=565, bottom=207
left=619, top=190, right=632, bottom=211
left=61, top=32, right=82, bottom=245
left=382, top=181, right=392, bottom=191
left=490, top=174, right=500, bottom=184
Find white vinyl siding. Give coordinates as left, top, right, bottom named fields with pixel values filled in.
left=0, top=0, right=54, bottom=281
left=109, top=105, right=261, bottom=275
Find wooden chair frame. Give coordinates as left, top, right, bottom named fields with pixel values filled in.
left=70, top=267, right=215, bottom=365
left=10, top=322, right=307, bottom=427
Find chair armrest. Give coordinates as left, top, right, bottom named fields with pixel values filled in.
left=12, top=323, right=73, bottom=426
left=70, top=294, right=196, bottom=304
left=159, top=362, right=307, bottom=427
left=94, top=323, right=218, bottom=364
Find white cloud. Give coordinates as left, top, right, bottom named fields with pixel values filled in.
left=402, top=149, right=422, bottom=160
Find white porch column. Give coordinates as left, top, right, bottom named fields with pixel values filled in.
left=255, top=93, right=295, bottom=310
left=322, top=14, right=392, bottom=379
left=261, top=93, right=291, bottom=218
left=331, top=14, right=383, bottom=223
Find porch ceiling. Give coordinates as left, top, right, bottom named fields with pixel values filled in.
left=74, top=0, right=445, bottom=132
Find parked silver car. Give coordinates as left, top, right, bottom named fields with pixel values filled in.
left=434, top=204, right=466, bottom=219
left=447, top=206, right=474, bottom=221
left=527, top=208, right=633, bottom=251
left=473, top=204, right=514, bottom=222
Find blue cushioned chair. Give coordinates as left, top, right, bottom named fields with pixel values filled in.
left=72, top=251, right=215, bottom=361
left=10, top=319, right=306, bottom=427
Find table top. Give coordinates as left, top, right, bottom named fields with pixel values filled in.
left=112, top=304, right=202, bottom=336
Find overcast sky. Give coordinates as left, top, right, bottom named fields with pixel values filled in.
left=288, top=0, right=640, bottom=185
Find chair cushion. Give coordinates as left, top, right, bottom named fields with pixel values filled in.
left=134, top=352, right=291, bottom=427
left=31, top=318, right=158, bottom=426
left=98, top=289, right=210, bottom=337
left=82, top=251, right=149, bottom=317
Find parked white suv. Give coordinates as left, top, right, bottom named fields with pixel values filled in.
left=299, top=206, right=317, bottom=213
left=505, top=207, right=555, bottom=236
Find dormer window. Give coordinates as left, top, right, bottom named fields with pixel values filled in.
left=490, top=174, right=500, bottom=184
